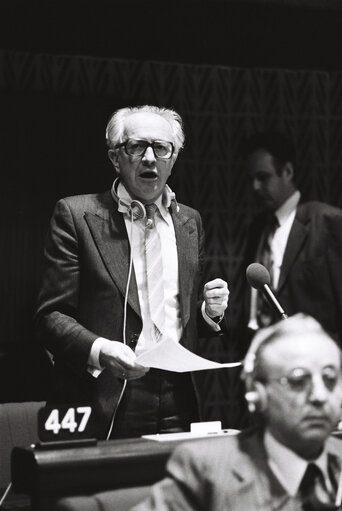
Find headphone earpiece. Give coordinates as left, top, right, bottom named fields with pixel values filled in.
left=245, top=391, right=259, bottom=414
left=111, top=178, right=178, bottom=220
left=117, top=197, right=146, bottom=221
left=245, top=381, right=267, bottom=413
left=111, top=179, right=146, bottom=221
left=129, top=200, right=146, bottom=221
left=242, top=330, right=272, bottom=414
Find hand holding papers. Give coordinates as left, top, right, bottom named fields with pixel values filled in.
left=136, top=338, right=241, bottom=372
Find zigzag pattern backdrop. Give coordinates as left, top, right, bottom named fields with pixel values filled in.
left=1, top=51, right=342, bottom=425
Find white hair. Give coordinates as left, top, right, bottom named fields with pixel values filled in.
left=105, top=105, right=185, bottom=153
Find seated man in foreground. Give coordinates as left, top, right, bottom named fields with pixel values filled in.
left=132, top=314, right=342, bottom=510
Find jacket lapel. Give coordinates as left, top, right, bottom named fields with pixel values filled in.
left=170, top=203, right=198, bottom=329
left=277, top=207, right=309, bottom=293
left=84, top=205, right=141, bottom=319
left=84, top=198, right=199, bottom=326
left=229, top=433, right=291, bottom=510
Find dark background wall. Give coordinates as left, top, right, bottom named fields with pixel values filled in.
left=2, top=0, right=342, bottom=70
left=1, top=0, right=342, bottom=428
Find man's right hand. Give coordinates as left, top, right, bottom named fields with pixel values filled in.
left=99, top=340, right=150, bottom=380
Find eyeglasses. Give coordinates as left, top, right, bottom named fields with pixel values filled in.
left=115, top=139, right=174, bottom=159
left=265, top=366, right=341, bottom=394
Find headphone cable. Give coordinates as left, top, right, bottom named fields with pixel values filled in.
left=105, top=208, right=134, bottom=440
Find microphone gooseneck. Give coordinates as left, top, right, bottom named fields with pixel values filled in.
left=246, top=263, right=288, bottom=320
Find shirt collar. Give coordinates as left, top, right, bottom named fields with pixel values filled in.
left=275, top=190, right=301, bottom=227
left=114, top=181, right=171, bottom=224
left=264, top=429, right=329, bottom=496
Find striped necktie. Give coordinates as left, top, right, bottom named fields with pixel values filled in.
left=144, top=203, right=165, bottom=339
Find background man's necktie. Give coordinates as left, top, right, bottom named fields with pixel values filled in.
left=299, top=462, right=339, bottom=511
left=144, top=204, right=165, bottom=340
left=256, top=213, right=279, bottom=327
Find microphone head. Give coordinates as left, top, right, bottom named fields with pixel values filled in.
left=246, top=263, right=271, bottom=289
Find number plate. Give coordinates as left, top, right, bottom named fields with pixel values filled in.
left=38, top=404, right=95, bottom=442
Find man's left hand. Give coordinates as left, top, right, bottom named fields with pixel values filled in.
left=203, top=278, right=229, bottom=318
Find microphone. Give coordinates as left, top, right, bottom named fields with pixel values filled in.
left=246, top=263, right=288, bottom=321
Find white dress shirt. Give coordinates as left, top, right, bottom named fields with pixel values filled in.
left=264, top=429, right=334, bottom=496
left=88, top=182, right=220, bottom=374
left=248, top=190, right=301, bottom=330
left=120, top=183, right=182, bottom=355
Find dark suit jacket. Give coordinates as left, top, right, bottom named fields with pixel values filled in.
left=35, top=190, right=212, bottom=438
left=133, top=429, right=342, bottom=511
left=228, top=201, right=342, bottom=356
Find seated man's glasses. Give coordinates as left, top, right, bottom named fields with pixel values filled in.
left=264, top=366, right=341, bottom=393
left=115, top=139, right=174, bottom=159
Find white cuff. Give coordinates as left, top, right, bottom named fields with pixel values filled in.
left=87, top=337, right=107, bottom=378
left=201, top=301, right=222, bottom=332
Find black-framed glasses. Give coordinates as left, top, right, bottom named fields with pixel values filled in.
left=265, top=366, right=341, bottom=394
left=115, top=139, right=174, bottom=159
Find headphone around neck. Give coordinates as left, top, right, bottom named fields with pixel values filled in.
left=111, top=178, right=179, bottom=220
left=111, top=179, right=146, bottom=221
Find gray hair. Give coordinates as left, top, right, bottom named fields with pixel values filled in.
left=105, top=105, right=185, bottom=153
left=242, top=313, right=342, bottom=383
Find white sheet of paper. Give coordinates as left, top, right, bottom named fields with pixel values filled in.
left=136, top=338, right=241, bottom=372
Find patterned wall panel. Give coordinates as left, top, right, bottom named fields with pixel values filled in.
left=1, top=50, right=342, bottom=424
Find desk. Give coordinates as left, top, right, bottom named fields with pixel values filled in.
left=11, top=436, right=202, bottom=510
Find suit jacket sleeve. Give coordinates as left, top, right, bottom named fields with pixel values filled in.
left=195, top=212, right=226, bottom=337
left=35, top=199, right=98, bottom=377
left=196, top=212, right=209, bottom=333
left=326, top=211, right=342, bottom=342
left=131, top=442, right=209, bottom=511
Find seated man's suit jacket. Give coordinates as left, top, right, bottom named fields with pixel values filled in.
left=228, top=201, right=342, bottom=357
left=133, top=429, right=342, bottom=511
left=35, top=190, right=212, bottom=439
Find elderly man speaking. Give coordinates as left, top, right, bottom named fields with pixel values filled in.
left=35, top=105, right=229, bottom=440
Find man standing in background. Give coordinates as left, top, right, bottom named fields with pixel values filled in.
left=228, top=131, right=342, bottom=357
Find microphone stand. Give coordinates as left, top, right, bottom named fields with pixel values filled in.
left=262, top=284, right=288, bottom=321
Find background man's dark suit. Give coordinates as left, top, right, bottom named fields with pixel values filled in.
left=231, top=200, right=342, bottom=357
left=35, top=190, right=211, bottom=438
